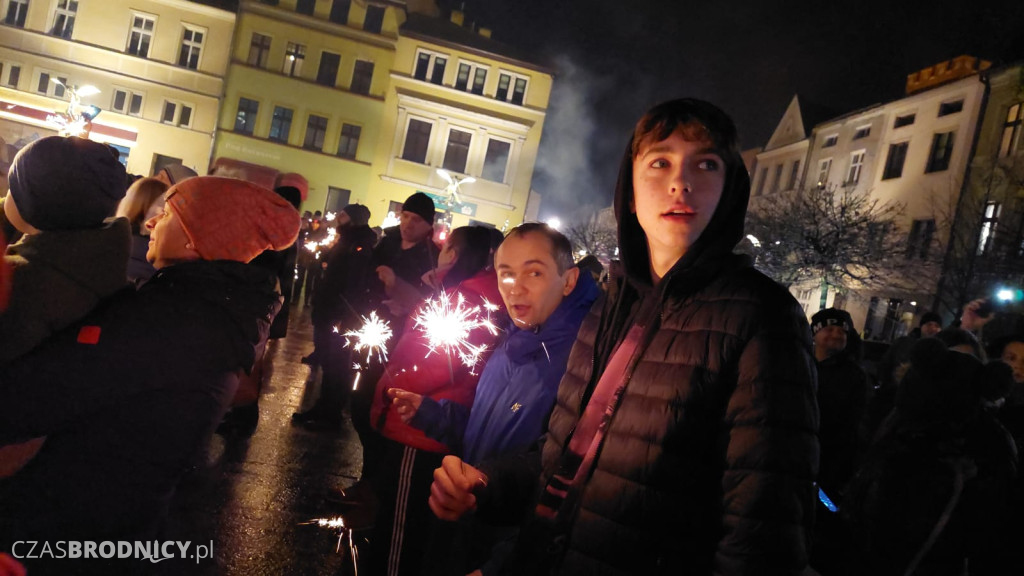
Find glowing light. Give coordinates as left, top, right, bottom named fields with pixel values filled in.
left=546, top=218, right=561, bottom=230
left=344, top=311, right=393, bottom=366
left=382, top=210, right=400, bottom=228
left=301, top=516, right=360, bottom=571
left=998, top=289, right=1014, bottom=302
left=413, top=293, right=500, bottom=373
left=745, top=234, right=761, bottom=248
left=326, top=211, right=337, bottom=222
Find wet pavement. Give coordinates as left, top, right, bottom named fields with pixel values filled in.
left=154, top=303, right=368, bottom=576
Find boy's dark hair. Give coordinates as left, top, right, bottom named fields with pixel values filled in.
left=503, top=223, right=574, bottom=275
left=630, top=98, right=742, bottom=162
left=441, top=226, right=493, bottom=290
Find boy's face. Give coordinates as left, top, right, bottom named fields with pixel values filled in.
left=631, top=129, right=725, bottom=271
left=495, top=232, right=579, bottom=329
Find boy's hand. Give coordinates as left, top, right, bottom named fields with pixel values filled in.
left=429, top=456, right=488, bottom=521
left=376, top=266, right=397, bottom=292
left=388, top=388, right=423, bottom=424
left=961, top=298, right=994, bottom=332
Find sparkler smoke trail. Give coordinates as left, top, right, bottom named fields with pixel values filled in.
left=413, top=293, right=500, bottom=373
left=342, top=312, right=393, bottom=366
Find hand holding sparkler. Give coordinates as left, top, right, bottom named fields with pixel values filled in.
left=388, top=388, right=423, bottom=424
left=428, top=455, right=488, bottom=522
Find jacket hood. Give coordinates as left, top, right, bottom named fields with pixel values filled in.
left=505, top=270, right=600, bottom=364
left=613, top=99, right=751, bottom=293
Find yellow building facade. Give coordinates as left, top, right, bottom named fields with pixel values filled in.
left=0, top=0, right=234, bottom=178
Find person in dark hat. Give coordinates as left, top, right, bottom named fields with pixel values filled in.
left=0, top=135, right=130, bottom=364
left=809, top=307, right=869, bottom=576
left=0, top=177, right=299, bottom=574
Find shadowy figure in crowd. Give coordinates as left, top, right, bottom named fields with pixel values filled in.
left=394, top=223, right=599, bottom=576
left=293, top=203, right=377, bottom=431
left=574, top=253, right=603, bottom=284
left=808, top=307, right=869, bottom=576
left=363, top=225, right=502, bottom=575
left=429, top=98, right=818, bottom=574
left=844, top=337, right=1017, bottom=575
left=117, top=176, right=168, bottom=286
left=295, top=210, right=326, bottom=308
left=328, top=193, right=439, bottom=509
left=0, top=176, right=298, bottom=575
left=0, top=230, right=26, bottom=576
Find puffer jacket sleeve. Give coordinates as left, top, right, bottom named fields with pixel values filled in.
left=716, top=300, right=819, bottom=575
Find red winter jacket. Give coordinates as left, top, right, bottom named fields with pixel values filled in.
left=370, top=268, right=504, bottom=453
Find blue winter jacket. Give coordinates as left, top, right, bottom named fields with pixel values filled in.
left=412, top=272, right=600, bottom=465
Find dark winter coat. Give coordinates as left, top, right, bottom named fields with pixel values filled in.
left=816, top=351, right=869, bottom=498
left=311, top=224, right=378, bottom=330
left=479, top=120, right=819, bottom=575
left=0, top=260, right=279, bottom=553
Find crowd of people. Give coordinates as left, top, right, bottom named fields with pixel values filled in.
left=1, top=97, right=1023, bottom=576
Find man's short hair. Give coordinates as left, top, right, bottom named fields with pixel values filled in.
left=503, top=223, right=574, bottom=275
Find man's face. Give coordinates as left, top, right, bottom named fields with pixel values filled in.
left=920, top=321, right=942, bottom=338
left=631, top=129, right=726, bottom=270
left=495, top=232, right=579, bottom=329
left=399, top=210, right=432, bottom=244
left=1001, top=341, right=1024, bottom=384
left=814, top=325, right=848, bottom=358
left=145, top=206, right=197, bottom=269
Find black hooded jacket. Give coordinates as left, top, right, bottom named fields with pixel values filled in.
left=480, top=101, right=819, bottom=575
left=0, top=260, right=279, bottom=555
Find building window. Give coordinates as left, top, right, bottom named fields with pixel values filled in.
left=482, top=139, right=511, bottom=182
left=127, top=14, right=156, bottom=58
left=350, top=60, right=373, bottom=95
left=926, top=131, right=955, bottom=173
left=329, top=0, right=350, bottom=24
left=413, top=50, right=446, bottom=84
left=938, top=99, right=964, bottom=117
left=998, top=103, right=1022, bottom=159
left=882, top=142, right=909, bottom=180
left=788, top=160, right=801, bottom=190
left=152, top=153, right=183, bottom=176
left=4, top=64, right=20, bottom=88
left=853, top=126, right=871, bottom=140
left=35, top=72, right=49, bottom=94
left=846, top=151, right=865, bottom=185
left=816, top=158, right=832, bottom=187
left=894, top=113, right=916, bottom=128
left=112, top=89, right=144, bottom=116
left=978, top=202, right=1001, bottom=255
left=442, top=129, right=472, bottom=173
left=770, top=164, right=783, bottom=194
left=161, top=101, right=193, bottom=127
left=248, top=33, right=271, bottom=68
left=50, top=0, right=76, bottom=39
left=402, top=118, right=432, bottom=164
left=303, top=114, right=328, bottom=150
left=283, top=42, right=305, bottom=77
left=268, top=106, right=293, bottom=142
left=754, top=167, right=767, bottom=196
left=495, top=72, right=527, bottom=105
left=235, top=97, right=259, bottom=135
left=337, top=123, right=360, bottom=159
left=296, top=0, right=315, bottom=16
left=822, top=134, right=838, bottom=148
left=178, top=26, right=204, bottom=69
left=455, top=62, right=487, bottom=95
left=325, top=187, right=351, bottom=214
left=906, top=219, right=936, bottom=259
left=4, top=0, right=28, bottom=27
left=364, top=4, right=384, bottom=33
left=316, top=51, right=340, bottom=86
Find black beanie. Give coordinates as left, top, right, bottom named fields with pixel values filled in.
left=919, top=311, right=942, bottom=327
left=7, top=136, right=127, bottom=231
left=402, top=192, right=436, bottom=225
left=810, top=308, right=853, bottom=335
left=341, top=203, right=371, bottom=227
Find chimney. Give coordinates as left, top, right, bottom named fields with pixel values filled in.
left=451, top=9, right=464, bottom=26
left=479, top=27, right=491, bottom=38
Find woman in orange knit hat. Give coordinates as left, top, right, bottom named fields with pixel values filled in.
left=0, top=177, right=299, bottom=574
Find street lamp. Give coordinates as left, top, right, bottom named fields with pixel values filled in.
left=436, top=168, right=475, bottom=236
left=546, top=217, right=561, bottom=230
left=47, top=79, right=101, bottom=137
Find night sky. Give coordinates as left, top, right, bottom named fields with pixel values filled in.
left=440, top=0, right=1024, bottom=220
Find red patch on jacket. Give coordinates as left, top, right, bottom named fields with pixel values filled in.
left=77, top=326, right=102, bottom=344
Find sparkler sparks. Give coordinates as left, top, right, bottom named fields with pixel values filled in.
left=343, top=312, right=393, bottom=366
left=301, top=516, right=360, bottom=573
left=413, top=293, right=500, bottom=373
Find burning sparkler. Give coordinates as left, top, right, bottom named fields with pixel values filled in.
left=300, top=516, right=360, bottom=573
left=342, top=311, right=393, bottom=366
left=413, top=293, right=500, bottom=373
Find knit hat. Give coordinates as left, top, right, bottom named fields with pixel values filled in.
left=919, top=311, right=942, bottom=327
left=402, top=192, right=435, bottom=225
left=165, top=176, right=301, bottom=263
left=7, top=135, right=127, bottom=231
left=341, top=203, right=371, bottom=227
left=810, top=308, right=853, bottom=335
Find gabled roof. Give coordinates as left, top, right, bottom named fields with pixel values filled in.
left=401, top=12, right=551, bottom=73
left=764, top=95, right=842, bottom=151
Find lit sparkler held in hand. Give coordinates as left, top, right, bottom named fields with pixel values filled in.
left=300, top=516, right=360, bottom=573
left=413, top=293, right=500, bottom=373
left=342, top=311, right=393, bottom=366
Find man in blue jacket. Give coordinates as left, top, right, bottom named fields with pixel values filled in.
left=388, top=223, right=600, bottom=575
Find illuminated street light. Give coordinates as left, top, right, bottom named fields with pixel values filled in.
left=47, top=79, right=102, bottom=137
left=546, top=217, right=561, bottom=230
left=998, top=289, right=1014, bottom=302
left=435, top=168, right=475, bottom=237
